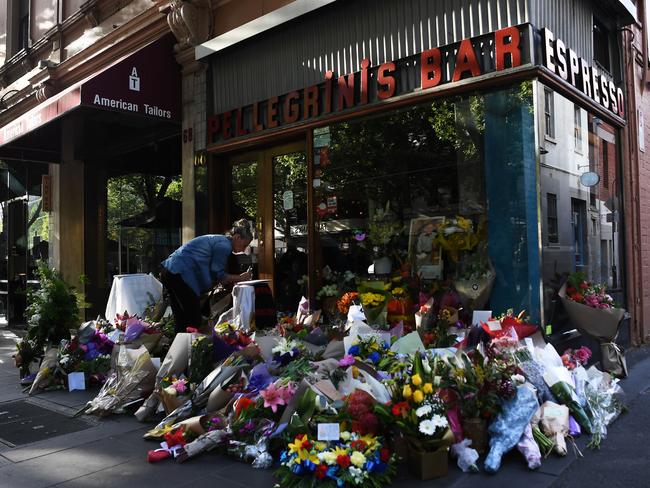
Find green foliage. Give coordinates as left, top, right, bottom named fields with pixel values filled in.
left=188, top=336, right=214, bottom=384
left=26, top=263, right=85, bottom=348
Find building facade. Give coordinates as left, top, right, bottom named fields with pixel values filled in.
left=0, top=0, right=190, bottom=323
left=0, top=0, right=647, bottom=345
left=193, top=0, right=643, bottom=340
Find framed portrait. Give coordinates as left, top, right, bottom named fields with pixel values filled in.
left=408, top=216, right=444, bottom=280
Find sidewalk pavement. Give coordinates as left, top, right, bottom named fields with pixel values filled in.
left=0, top=326, right=648, bottom=488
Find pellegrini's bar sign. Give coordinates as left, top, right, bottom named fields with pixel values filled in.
left=207, top=24, right=624, bottom=145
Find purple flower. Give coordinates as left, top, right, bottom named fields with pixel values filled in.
left=339, top=355, right=355, bottom=367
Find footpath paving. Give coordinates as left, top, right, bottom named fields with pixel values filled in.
left=0, top=326, right=648, bottom=488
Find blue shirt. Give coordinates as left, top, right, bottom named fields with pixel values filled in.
left=162, top=234, right=232, bottom=296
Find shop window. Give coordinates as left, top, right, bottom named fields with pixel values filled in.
left=574, top=105, right=582, bottom=151
left=593, top=18, right=611, bottom=73
left=312, top=83, right=540, bottom=321
left=544, top=89, right=555, bottom=139
left=547, top=193, right=558, bottom=244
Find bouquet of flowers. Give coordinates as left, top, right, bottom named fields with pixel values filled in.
left=275, top=432, right=396, bottom=487
left=272, top=338, right=304, bottom=367
left=337, top=292, right=360, bottom=316
left=561, top=346, right=592, bottom=370
left=436, top=216, right=480, bottom=262
left=358, top=285, right=391, bottom=327
left=380, top=354, right=453, bottom=451
left=419, top=307, right=458, bottom=348
left=214, top=322, right=254, bottom=352
left=564, top=272, right=615, bottom=309
left=444, top=346, right=520, bottom=422
left=343, top=389, right=381, bottom=435
left=481, top=309, right=538, bottom=340
left=345, top=336, right=395, bottom=371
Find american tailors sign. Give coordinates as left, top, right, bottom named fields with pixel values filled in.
left=207, top=26, right=528, bottom=144
left=80, top=35, right=180, bottom=121
left=0, top=36, right=180, bottom=145
left=207, top=24, right=626, bottom=146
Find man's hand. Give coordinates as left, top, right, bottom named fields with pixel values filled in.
left=238, top=271, right=252, bottom=282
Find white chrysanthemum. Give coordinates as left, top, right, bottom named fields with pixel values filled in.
left=340, top=431, right=351, bottom=441
left=418, top=419, right=436, bottom=436
left=415, top=405, right=432, bottom=418
left=430, top=414, right=449, bottom=430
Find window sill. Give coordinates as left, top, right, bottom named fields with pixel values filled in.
left=544, top=135, right=557, bottom=144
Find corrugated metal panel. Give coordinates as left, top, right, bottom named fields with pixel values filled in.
left=530, top=0, right=593, bottom=61
left=209, top=0, right=530, bottom=113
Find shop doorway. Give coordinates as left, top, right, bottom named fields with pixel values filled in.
left=226, top=142, right=308, bottom=312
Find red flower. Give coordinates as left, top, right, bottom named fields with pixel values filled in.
left=337, top=454, right=351, bottom=468
left=391, top=401, right=410, bottom=417
left=315, top=464, right=328, bottom=479
left=164, top=428, right=187, bottom=448
left=380, top=448, right=390, bottom=463
left=351, top=439, right=367, bottom=451
left=235, top=396, right=254, bottom=416
left=579, top=282, right=589, bottom=289
left=186, top=327, right=199, bottom=333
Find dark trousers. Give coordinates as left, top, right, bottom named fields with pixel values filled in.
left=160, top=267, right=202, bottom=333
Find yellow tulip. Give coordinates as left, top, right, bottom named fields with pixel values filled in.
left=423, top=383, right=433, bottom=394
left=402, top=385, right=412, bottom=399
left=411, top=374, right=422, bottom=386
left=413, top=389, right=424, bottom=403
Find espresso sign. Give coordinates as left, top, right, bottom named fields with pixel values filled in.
left=207, top=26, right=526, bottom=145
left=542, top=28, right=624, bottom=118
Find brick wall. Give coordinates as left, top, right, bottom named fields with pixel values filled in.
left=624, top=17, right=650, bottom=343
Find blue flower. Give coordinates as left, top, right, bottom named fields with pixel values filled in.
left=348, top=345, right=360, bottom=356
left=369, top=351, right=381, bottom=364
left=382, top=341, right=390, bottom=350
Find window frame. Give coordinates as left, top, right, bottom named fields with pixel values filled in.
left=544, top=88, right=555, bottom=140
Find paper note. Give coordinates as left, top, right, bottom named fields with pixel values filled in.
left=317, top=423, right=340, bottom=441
left=68, top=372, right=86, bottom=392
left=472, top=310, right=492, bottom=326
left=487, top=320, right=502, bottom=331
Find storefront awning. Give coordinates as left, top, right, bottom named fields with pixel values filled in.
left=0, top=35, right=181, bottom=150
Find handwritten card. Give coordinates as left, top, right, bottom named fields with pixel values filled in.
left=486, top=320, right=502, bottom=331
left=317, top=423, right=340, bottom=441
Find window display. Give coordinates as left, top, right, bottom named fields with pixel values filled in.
left=312, top=83, right=539, bottom=325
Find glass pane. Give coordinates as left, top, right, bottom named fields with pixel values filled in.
left=313, top=83, right=539, bottom=321
left=230, top=161, right=258, bottom=275
left=272, top=152, right=308, bottom=312
left=107, top=175, right=182, bottom=283
left=27, top=165, right=49, bottom=281
left=539, top=82, right=624, bottom=322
